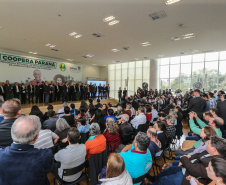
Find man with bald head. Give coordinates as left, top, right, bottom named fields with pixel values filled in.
left=0, top=115, right=53, bottom=185
left=147, top=128, right=162, bottom=157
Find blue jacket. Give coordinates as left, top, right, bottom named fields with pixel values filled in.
left=0, top=143, right=54, bottom=185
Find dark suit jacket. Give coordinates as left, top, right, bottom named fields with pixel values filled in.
left=0, top=118, right=17, bottom=148
left=35, top=85, right=41, bottom=95
left=217, top=100, right=226, bottom=130
left=157, top=132, right=167, bottom=149
left=4, top=84, right=12, bottom=93
left=123, top=90, right=127, bottom=96
left=0, top=143, right=53, bottom=185
left=44, top=85, right=50, bottom=95
left=187, top=96, right=206, bottom=117
left=118, top=90, right=122, bottom=97
left=13, top=85, right=21, bottom=94
left=0, top=86, right=4, bottom=95
left=27, top=85, right=34, bottom=94
left=180, top=151, right=222, bottom=185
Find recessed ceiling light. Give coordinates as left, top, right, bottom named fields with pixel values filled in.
left=33, top=52, right=38, bottom=55
left=181, top=33, right=195, bottom=39
left=108, top=20, right=120, bottom=26
left=93, top=64, right=97, bottom=65
left=140, top=42, right=151, bottom=46
left=28, top=52, right=33, bottom=54
left=83, top=54, right=94, bottom=58
left=169, top=36, right=181, bottom=41
left=45, top=43, right=51, bottom=47
left=50, top=45, right=56, bottom=48
left=69, top=32, right=77, bottom=36
left=67, top=59, right=73, bottom=61
left=103, top=16, right=115, bottom=22
left=165, top=0, right=180, bottom=5
left=28, top=52, right=38, bottom=55
left=74, top=34, right=82, bottom=39
left=111, top=49, right=120, bottom=52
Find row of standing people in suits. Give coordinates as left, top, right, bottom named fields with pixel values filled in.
left=0, top=80, right=110, bottom=104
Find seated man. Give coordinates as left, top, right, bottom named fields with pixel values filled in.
left=115, top=106, right=123, bottom=121
left=164, top=99, right=175, bottom=115
left=0, top=99, right=21, bottom=148
left=147, top=128, right=162, bottom=158
left=85, top=123, right=106, bottom=160
left=150, top=104, right=158, bottom=124
left=43, top=110, right=58, bottom=132
left=53, top=127, right=86, bottom=182
left=0, top=115, right=53, bottom=185
left=120, top=132, right=152, bottom=185
left=95, top=99, right=102, bottom=108
left=151, top=136, right=226, bottom=185
left=57, top=102, right=68, bottom=118
left=62, top=106, right=75, bottom=126
left=130, top=107, right=147, bottom=129
left=118, top=114, right=135, bottom=145
left=165, top=115, right=176, bottom=139
left=123, top=103, right=132, bottom=117
left=104, top=109, right=117, bottom=122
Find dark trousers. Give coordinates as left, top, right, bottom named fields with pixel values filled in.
left=21, top=93, right=26, bottom=104
left=86, top=92, right=90, bottom=100
left=36, top=94, right=40, bottom=103
left=62, top=92, right=69, bottom=102
left=98, top=92, right=103, bottom=99
left=28, top=93, right=34, bottom=103
left=14, top=92, right=20, bottom=99
left=6, top=92, right=13, bottom=100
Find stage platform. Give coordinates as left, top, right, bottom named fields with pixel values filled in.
left=21, top=98, right=119, bottom=115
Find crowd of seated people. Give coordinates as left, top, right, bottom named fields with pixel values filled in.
left=0, top=86, right=226, bottom=185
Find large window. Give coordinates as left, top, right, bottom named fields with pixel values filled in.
left=108, top=60, right=150, bottom=99
left=158, top=51, right=226, bottom=92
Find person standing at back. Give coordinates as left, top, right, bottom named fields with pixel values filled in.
left=187, top=89, right=206, bottom=119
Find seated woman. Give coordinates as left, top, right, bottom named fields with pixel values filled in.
left=42, top=104, right=54, bottom=122
left=103, top=117, right=121, bottom=153
left=173, top=126, right=217, bottom=166
left=155, top=120, right=168, bottom=149
left=99, top=153, right=133, bottom=185
left=187, top=158, right=226, bottom=185
left=85, top=123, right=106, bottom=160
left=54, top=118, right=70, bottom=141
left=29, top=105, right=44, bottom=124
left=78, top=118, right=90, bottom=134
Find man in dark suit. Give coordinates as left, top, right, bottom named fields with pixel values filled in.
left=62, top=81, right=69, bottom=103
left=4, top=80, right=13, bottom=100
left=0, top=99, right=21, bottom=148
left=98, top=84, right=103, bottom=99
left=217, top=94, right=226, bottom=130
left=27, top=82, right=34, bottom=104
left=35, top=82, right=41, bottom=104
left=0, top=82, right=5, bottom=100
left=55, top=82, right=60, bottom=101
left=106, top=84, right=110, bottom=99
left=118, top=87, right=122, bottom=102
left=0, top=115, right=54, bottom=185
left=76, top=83, right=81, bottom=100
left=70, top=82, right=76, bottom=101
left=187, top=89, right=206, bottom=119
left=13, top=82, right=21, bottom=99
left=123, top=88, right=127, bottom=97
left=164, top=99, right=175, bottom=114
left=44, top=81, right=50, bottom=105
left=39, top=81, right=44, bottom=103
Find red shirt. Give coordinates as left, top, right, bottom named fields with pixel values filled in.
left=103, top=130, right=121, bottom=146
left=145, top=113, right=152, bottom=122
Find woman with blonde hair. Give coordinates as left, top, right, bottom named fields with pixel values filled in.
left=103, top=117, right=121, bottom=153
left=99, top=153, right=133, bottom=185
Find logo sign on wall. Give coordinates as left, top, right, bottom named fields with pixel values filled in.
left=59, top=63, right=66, bottom=71
left=0, top=53, right=57, bottom=70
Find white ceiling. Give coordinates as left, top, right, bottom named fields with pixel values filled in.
left=0, top=0, right=226, bottom=66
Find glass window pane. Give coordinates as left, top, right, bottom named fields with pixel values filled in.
left=136, top=68, right=142, bottom=79
left=220, top=51, right=226, bottom=60
left=160, top=65, right=169, bottom=78
left=159, top=79, right=169, bottom=90
left=181, top=77, right=191, bottom=93
left=116, top=69, right=121, bottom=80
left=205, top=61, right=218, bottom=91
left=122, top=63, right=128, bottom=69
left=170, top=57, right=180, bottom=64
left=205, top=52, right=218, bottom=62
left=192, top=62, right=204, bottom=86
left=143, top=66, right=150, bottom=81
left=170, top=78, right=180, bottom=91
left=181, top=55, right=192, bottom=63
left=170, top=64, right=180, bottom=78
left=115, top=81, right=121, bottom=93
left=135, top=80, right=142, bottom=91
left=116, top=63, right=121, bottom=69
left=193, top=54, right=204, bottom=62
left=128, top=80, right=134, bottom=96
left=129, top=67, right=135, bottom=79
left=219, top=61, right=226, bottom=91
left=143, top=60, right=150, bottom=67
left=136, top=61, right=142, bottom=67
left=129, top=62, right=135, bottom=68
left=181, top=63, right=191, bottom=78
left=160, top=58, right=169, bottom=65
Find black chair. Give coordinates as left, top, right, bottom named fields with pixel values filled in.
left=79, top=132, right=89, bottom=144
left=54, top=160, right=88, bottom=185
left=136, top=123, right=148, bottom=134
left=152, top=150, right=164, bottom=176
left=132, top=173, right=147, bottom=185
left=88, top=147, right=108, bottom=185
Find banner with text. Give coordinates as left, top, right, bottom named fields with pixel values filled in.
left=0, top=53, right=82, bottom=85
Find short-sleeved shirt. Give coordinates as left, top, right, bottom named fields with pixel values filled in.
left=120, top=145, right=152, bottom=185
left=34, top=129, right=58, bottom=149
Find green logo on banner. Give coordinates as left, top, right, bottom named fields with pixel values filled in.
left=59, top=63, right=66, bottom=71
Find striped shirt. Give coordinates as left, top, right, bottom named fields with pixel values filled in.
left=34, top=129, right=58, bottom=149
